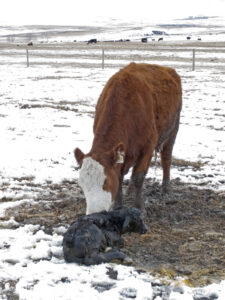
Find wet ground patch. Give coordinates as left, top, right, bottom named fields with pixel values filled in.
left=124, top=178, right=225, bottom=286
left=2, top=175, right=225, bottom=287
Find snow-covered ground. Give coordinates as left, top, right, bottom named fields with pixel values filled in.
left=0, top=63, right=224, bottom=190
left=0, top=18, right=225, bottom=300
left=1, top=16, right=225, bottom=43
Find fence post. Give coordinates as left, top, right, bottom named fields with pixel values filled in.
left=102, top=48, right=105, bottom=69
left=26, top=49, right=29, bottom=67
left=192, top=49, right=195, bottom=71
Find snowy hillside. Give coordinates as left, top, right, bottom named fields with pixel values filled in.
left=0, top=16, right=225, bottom=43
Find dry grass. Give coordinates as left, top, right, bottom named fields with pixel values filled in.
left=3, top=178, right=225, bottom=286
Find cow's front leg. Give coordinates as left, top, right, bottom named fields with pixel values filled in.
left=127, top=151, right=153, bottom=210
left=127, top=171, right=146, bottom=210
left=113, top=176, right=123, bottom=208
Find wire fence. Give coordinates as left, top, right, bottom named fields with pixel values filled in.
left=0, top=42, right=225, bottom=71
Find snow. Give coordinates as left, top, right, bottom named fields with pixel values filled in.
left=0, top=17, right=225, bottom=299
left=0, top=66, right=224, bottom=189
left=1, top=222, right=224, bottom=299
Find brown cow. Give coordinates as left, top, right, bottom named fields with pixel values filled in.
left=74, top=63, right=182, bottom=214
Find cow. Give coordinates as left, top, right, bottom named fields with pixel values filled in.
left=63, top=206, right=147, bottom=265
left=141, top=38, right=148, bottom=43
left=87, top=39, right=97, bottom=44
left=158, top=38, right=163, bottom=42
left=74, top=63, right=182, bottom=215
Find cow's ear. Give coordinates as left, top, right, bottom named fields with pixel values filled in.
left=109, top=142, right=125, bottom=166
left=74, top=148, right=85, bottom=167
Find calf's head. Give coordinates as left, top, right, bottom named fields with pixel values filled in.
left=118, top=207, right=148, bottom=234
left=74, top=143, right=125, bottom=215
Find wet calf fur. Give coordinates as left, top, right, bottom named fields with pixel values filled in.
left=63, top=207, right=147, bottom=265
left=74, top=63, right=182, bottom=214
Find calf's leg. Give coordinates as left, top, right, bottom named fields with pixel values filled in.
left=84, top=248, right=130, bottom=265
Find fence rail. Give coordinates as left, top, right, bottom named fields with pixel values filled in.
left=0, top=42, right=225, bottom=70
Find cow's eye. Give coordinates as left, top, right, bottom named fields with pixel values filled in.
left=103, top=177, right=111, bottom=192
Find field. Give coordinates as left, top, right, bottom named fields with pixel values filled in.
left=0, top=39, right=225, bottom=300
left=1, top=41, right=225, bottom=70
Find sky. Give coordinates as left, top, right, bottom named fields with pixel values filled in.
left=0, top=0, right=225, bottom=25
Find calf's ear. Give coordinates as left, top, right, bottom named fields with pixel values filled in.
left=74, top=148, right=85, bottom=167
left=108, top=142, right=125, bottom=166
left=122, top=216, right=131, bottom=233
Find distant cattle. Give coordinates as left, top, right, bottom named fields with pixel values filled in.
left=63, top=206, right=147, bottom=265
left=117, top=39, right=128, bottom=42
left=186, top=36, right=191, bottom=40
left=198, top=37, right=202, bottom=41
left=87, top=39, right=97, bottom=44
left=152, top=30, right=166, bottom=35
left=74, top=63, right=182, bottom=214
left=27, top=42, right=33, bottom=46
left=158, top=38, right=163, bottom=42
left=141, top=38, right=148, bottom=43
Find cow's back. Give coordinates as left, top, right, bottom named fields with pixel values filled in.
left=93, top=63, right=181, bottom=159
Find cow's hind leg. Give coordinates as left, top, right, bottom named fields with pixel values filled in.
left=160, top=118, right=180, bottom=193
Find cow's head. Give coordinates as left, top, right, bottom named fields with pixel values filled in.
left=74, top=143, right=125, bottom=215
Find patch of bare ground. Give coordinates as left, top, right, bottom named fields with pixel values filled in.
left=0, top=280, right=19, bottom=300
left=171, top=157, right=206, bottom=170
left=19, top=103, right=79, bottom=113
left=124, top=178, right=225, bottom=287
left=18, top=101, right=95, bottom=117
left=2, top=172, right=225, bottom=287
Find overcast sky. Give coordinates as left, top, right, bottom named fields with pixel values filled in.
left=1, top=0, right=225, bottom=25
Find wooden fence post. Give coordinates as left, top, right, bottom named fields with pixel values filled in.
left=26, top=49, right=29, bottom=67
left=102, top=48, right=105, bottom=69
left=192, top=49, right=195, bottom=71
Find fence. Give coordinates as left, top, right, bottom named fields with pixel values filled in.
left=0, top=42, right=225, bottom=71
left=96, top=48, right=198, bottom=71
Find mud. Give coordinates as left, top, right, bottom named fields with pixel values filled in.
left=2, top=170, right=224, bottom=287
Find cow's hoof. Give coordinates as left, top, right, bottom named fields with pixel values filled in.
left=162, top=184, right=171, bottom=195
left=140, top=208, right=147, bottom=220
left=134, top=201, right=144, bottom=212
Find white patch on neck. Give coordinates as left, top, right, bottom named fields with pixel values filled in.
left=78, top=157, right=112, bottom=215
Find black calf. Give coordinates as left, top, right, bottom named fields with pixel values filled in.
left=63, top=207, right=147, bottom=265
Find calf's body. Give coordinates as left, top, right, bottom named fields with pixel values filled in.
left=75, top=63, right=182, bottom=214
left=63, top=207, right=147, bottom=265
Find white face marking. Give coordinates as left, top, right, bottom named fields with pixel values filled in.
left=78, top=157, right=113, bottom=215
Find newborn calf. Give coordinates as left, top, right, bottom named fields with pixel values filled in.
left=63, top=207, right=147, bottom=265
